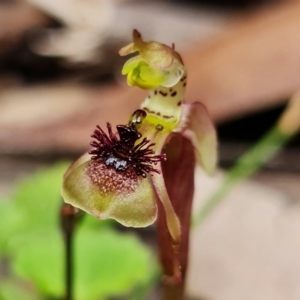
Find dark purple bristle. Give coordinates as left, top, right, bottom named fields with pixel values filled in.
left=88, top=123, right=166, bottom=178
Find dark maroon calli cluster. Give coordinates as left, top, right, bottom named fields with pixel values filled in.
left=89, top=123, right=166, bottom=178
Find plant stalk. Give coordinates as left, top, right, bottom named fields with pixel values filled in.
left=60, top=203, right=78, bottom=300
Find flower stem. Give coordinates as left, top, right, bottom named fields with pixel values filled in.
left=60, top=203, right=79, bottom=300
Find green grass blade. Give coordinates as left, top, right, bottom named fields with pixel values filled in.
left=193, top=126, right=291, bottom=227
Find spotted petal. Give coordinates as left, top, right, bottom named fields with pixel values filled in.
left=62, top=157, right=157, bottom=227
left=178, top=102, right=218, bottom=176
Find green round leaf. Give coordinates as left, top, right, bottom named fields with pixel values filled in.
left=12, top=228, right=155, bottom=300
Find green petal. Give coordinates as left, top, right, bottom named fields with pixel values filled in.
left=126, top=62, right=167, bottom=89
left=139, top=64, right=166, bottom=86
left=125, top=58, right=184, bottom=90
left=62, top=160, right=157, bottom=227
left=178, top=103, right=217, bottom=175
left=121, top=56, right=143, bottom=75
left=127, top=69, right=137, bottom=86
left=119, top=30, right=186, bottom=90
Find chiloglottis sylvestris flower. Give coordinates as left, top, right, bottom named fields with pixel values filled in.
left=61, top=30, right=217, bottom=291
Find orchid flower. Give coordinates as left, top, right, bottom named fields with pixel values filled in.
left=61, top=30, right=217, bottom=297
